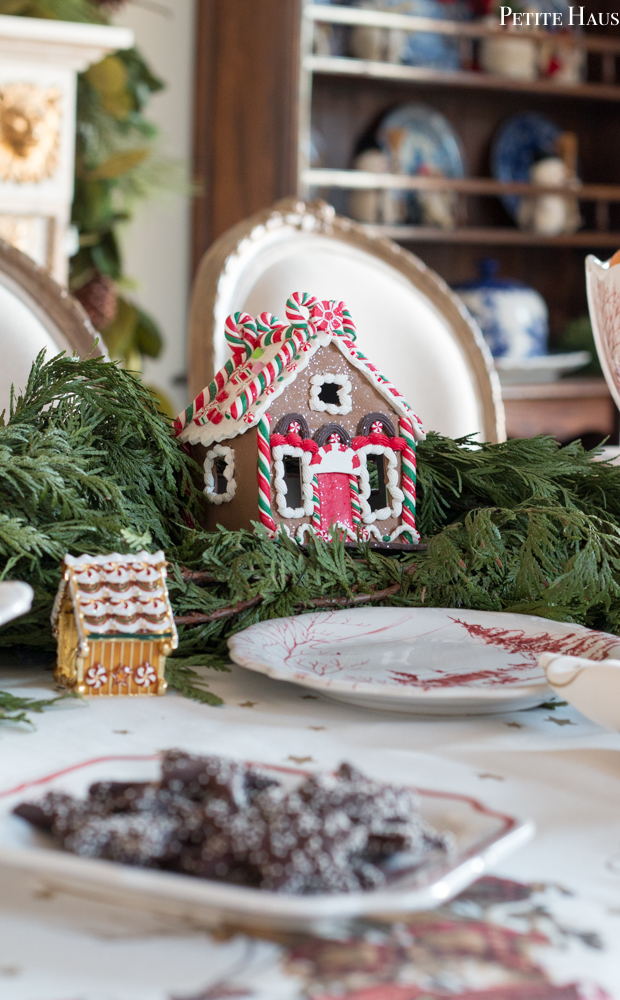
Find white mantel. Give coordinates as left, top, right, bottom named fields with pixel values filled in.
left=0, top=15, right=134, bottom=283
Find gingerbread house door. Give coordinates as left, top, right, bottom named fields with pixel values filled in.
left=316, top=472, right=354, bottom=532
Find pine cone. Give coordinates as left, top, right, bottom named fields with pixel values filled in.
left=74, top=271, right=118, bottom=332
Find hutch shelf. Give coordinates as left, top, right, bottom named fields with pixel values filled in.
left=192, top=0, right=620, bottom=442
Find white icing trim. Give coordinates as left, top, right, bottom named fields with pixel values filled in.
left=204, top=445, right=236, bottom=503
left=64, top=551, right=166, bottom=568
left=311, top=444, right=360, bottom=475
left=272, top=445, right=314, bottom=519
left=309, top=372, right=353, bottom=415
left=270, top=517, right=418, bottom=546
left=388, top=522, right=420, bottom=544
left=357, top=446, right=404, bottom=523
left=295, top=522, right=362, bottom=543
left=178, top=330, right=424, bottom=449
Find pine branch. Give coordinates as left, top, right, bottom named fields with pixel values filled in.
left=165, top=658, right=224, bottom=707
left=0, top=691, right=68, bottom=727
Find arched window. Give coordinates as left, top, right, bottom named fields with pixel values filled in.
left=357, top=412, right=396, bottom=438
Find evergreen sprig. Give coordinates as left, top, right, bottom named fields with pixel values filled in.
left=0, top=690, right=68, bottom=727
left=1, top=352, right=620, bottom=717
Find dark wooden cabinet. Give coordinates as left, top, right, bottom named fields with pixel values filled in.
left=192, top=0, right=302, bottom=271
left=192, top=1, right=620, bottom=442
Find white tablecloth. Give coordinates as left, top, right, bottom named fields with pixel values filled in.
left=1, top=653, right=619, bottom=1000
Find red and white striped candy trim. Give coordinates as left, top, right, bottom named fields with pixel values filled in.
left=257, top=414, right=276, bottom=535
left=286, top=291, right=318, bottom=329
left=225, top=311, right=259, bottom=363
left=399, top=416, right=418, bottom=543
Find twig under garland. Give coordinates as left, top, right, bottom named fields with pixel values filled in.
left=175, top=595, right=264, bottom=627
left=173, top=568, right=417, bottom=627
left=179, top=568, right=217, bottom=586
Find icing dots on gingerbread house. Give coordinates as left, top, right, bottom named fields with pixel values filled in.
left=52, top=551, right=177, bottom=696
left=174, top=292, right=425, bottom=547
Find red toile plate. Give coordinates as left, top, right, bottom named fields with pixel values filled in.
left=228, top=608, right=620, bottom=716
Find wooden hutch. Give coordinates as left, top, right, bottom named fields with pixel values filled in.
left=192, top=0, right=620, bottom=444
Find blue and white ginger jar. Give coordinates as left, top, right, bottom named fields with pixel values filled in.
left=454, top=260, right=549, bottom=360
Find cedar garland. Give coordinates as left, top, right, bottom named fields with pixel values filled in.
left=1, top=352, right=620, bottom=719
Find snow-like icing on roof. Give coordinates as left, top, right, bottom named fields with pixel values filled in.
left=51, top=550, right=178, bottom=653
left=174, top=292, right=425, bottom=449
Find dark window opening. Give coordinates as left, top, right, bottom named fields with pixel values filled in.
left=367, top=454, right=388, bottom=512
left=214, top=458, right=228, bottom=495
left=318, top=381, right=341, bottom=406
left=284, top=456, right=303, bottom=509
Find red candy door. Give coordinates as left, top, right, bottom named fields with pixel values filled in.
left=316, top=473, right=354, bottom=531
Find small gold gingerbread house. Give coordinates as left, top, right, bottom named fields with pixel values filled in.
left=52, top=551, right=177, bottom=697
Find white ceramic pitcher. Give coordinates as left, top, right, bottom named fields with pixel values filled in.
left=540, top=652, right=620, bottom=731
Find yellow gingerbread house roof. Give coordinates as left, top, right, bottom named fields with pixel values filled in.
left=51, top=551, right=178, bottom=656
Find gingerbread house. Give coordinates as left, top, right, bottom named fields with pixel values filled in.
left=175, top=292, right=425, bottom=546
left=52, top=551, right=177, bottom=696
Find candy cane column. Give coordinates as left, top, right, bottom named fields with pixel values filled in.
left=257, top=414, right=277, bottom=535
left=399, top=416, right=419, bottom=544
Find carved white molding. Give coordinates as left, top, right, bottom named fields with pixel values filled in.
left=0, top=16, right=133, bottom=283
left=0, top=16, right=133, bottom=72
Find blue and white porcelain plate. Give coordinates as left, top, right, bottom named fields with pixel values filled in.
left=378, top=102, right=466, bottom=180
left=492, top=113, right=563, bottom=219
left=377, top=103, right=465, bottom=223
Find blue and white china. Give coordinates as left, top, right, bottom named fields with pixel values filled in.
left=454, top=259, right=549, bottom=360
left=491, top=113, right=563, bottom=219
left=378, top=102, right=466, bottom=178
left=400, top=0, right=470, bottom=71
left=377, top=103, right=466, bottom=225
left=352, top=0, right=470, bottom=70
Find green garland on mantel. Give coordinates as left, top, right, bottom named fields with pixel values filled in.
left=1, top=353, right=620, bottom=722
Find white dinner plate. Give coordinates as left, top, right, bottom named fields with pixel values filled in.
left=0, top=580, right=33, bottom=628
left=0, top=754, right=533, bottom=931
left=228, top=607, right=620, bottom=716
left=495, top=351, right=591, bottom=384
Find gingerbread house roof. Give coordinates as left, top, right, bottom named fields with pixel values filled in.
left=174, top=292, right=425, bottom=449
left=51, top=551, right=178, bottom=654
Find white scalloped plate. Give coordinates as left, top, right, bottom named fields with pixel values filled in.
left=0, top=755, right=533, bottom=931
left=228, top=607, right=620, bottom=716
left=0, top=580, right=33, bottom=628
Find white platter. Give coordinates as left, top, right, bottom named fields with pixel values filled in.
left=228, top=607, right=620, bottom=716
left=0, top=580, right=33, bottom=628
left=495, top=351, right=591, bottom=384
left=0, top=754, right=533, bottom=931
